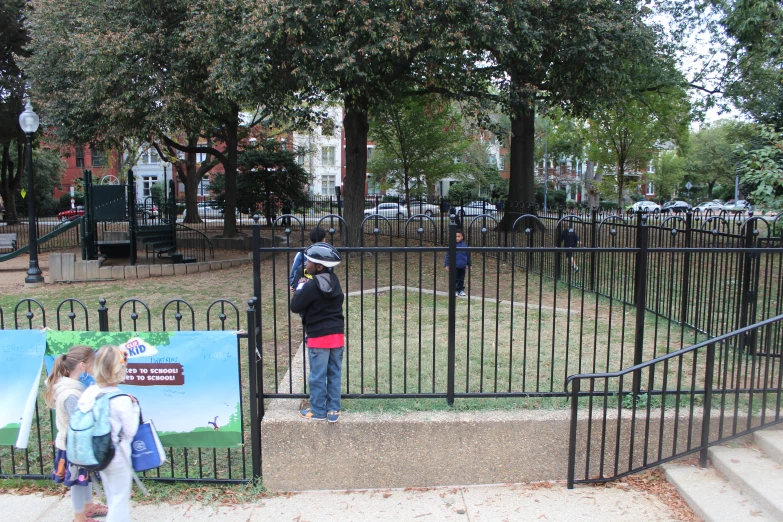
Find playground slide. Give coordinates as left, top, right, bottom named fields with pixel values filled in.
left=0, top=217, right=83, bottom=263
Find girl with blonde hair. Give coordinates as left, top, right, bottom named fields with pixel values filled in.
left=77, top=345, right=139, bottom=522
left=45, top=345, right=108, bottom=522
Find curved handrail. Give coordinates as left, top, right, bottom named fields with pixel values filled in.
left=174, top=222, right=214, bottom=259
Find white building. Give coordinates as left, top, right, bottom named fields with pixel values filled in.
left=292, top=105, right=343, bottom=197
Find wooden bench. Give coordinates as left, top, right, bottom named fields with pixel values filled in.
left=0, top=233, right=18, bottom=252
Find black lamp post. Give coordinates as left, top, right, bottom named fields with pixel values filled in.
left=19, top=100, right=44, bottom=285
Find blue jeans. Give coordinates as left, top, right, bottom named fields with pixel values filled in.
left=308, top=347, right=344, bottom=416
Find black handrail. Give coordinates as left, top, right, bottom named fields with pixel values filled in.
left=566, top=312, right=783, bottom=488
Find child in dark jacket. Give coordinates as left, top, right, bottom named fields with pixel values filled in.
left=444, top=229, right=472, bottom=296
left=290, top=242, right=345, bottom=423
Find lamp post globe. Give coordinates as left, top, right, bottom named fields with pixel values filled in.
left=19, top=100, right=44, bottom=285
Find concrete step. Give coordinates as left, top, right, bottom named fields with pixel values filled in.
left=663, top=463, right=773, bottom=521
left=709, top=445, right=783, bottom=520
left=754, top=429, right=783, bottom=465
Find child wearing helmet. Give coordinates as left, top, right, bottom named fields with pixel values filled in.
left=290, top=242, right=345, bottom=423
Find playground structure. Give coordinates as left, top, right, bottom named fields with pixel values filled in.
left=0, top=169, right=214, bottom=267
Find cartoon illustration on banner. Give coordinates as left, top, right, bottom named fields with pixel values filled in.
left=0, top=330, right=47, bottom=448
left=45, top=331, right=241, bottom=448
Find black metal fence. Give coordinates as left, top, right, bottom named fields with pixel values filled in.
left=251, top=211, right=782, bottom=400
left=0, top=298, right=259, bottom=483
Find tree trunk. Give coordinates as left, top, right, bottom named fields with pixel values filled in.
left=221, top=107, right=240, bottom=238
left=499, top=104, right=536, bottom=231
left=707, top=181, right=715, bottom=199
left=617, top=167, right=625, bottom=208
left=585, top=161, right=600, bottom=210
left=181, top=160, right=204, bottom=225
left=342, top=98, right=370, bottom=246
left=0, top=143, right=22, bottom=224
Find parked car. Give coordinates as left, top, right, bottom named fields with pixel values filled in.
left=364, top=202, right=408, bottom=219
left=629, top=201, right=661, bottom=213
left=722, top=199, right=752, bottom=213
left=58, top=206, right=85, bottom=222
left=183, top=202, right=240, bottom=219
left=453, top=201, right=497, bottom=217
left=661, top=200, right=691, bottom=214
left=407, top=200, right=441, bottom=217
left=693, top=201, right=724, bottom=212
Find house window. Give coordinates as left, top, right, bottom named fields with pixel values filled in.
left=498, top=155, right=505, bottom=171
left=91, top=147, right=105, bottom=167
left=296, top=153, right=305, bottom=165
left=322, top=146, right=336, bottom=166
left=367, top=147, right=374, bottom=161
left=646, top=181, right=655, bottom=196
left=75, top=147, right=85, bottom=168
left=321, top=175, right=336, bottom=195
left=142, top=176, right=158, bottom=197
left=488, top=155, right=497, bottom=167
left=198, top=175, right=210, bottom=196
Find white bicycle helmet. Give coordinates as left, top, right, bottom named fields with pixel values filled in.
left=303, top=242, right=341, bottom=268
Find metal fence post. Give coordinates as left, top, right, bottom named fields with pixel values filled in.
left=83, top=169, right=92, bottom=260
left=447, top=218, right=457, bottom=406
left=252, top=215, right=261, bottom=328
left=128, top=171, right=137, bottom=266
left=98, top=298, right=109, bottom=331
left=589, top=209, right=598, bottom=292
left=168, top=179, right=176, bottom=239
left=633, top=214, right=649, bottom=396
left=699, top=341, right=716, bottom=467
left=680, top=210, right=692, bottom=325
left=737, top=223, right=757, bottom=350
left=246, top=298, right=262, bottom=480
left=567, top=378, right=580, bottom=489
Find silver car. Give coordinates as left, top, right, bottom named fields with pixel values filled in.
left=364, top=202, right=408, bottom=219
left=454, top=201, right=497, bottom=217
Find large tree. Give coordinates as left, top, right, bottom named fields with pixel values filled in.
left=0, top=0, right=29, bottom=224
left=368, top=95, right=468, bottom=207
left=468, top=0, right=657, bottom=228
left=259, top=0, right=479, bottom=245
left=26, top=0, right=303, bottom=237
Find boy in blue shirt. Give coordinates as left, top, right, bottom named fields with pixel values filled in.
left=444, top=229, right=472, bottom=296
left=289, top=227, right=327, bottom=290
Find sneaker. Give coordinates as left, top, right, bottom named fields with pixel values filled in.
left=459, top=291, right=467, bottom=297
left=299, top=408, right=326, bottom=420
left=327, top=411, right=341, bottom=423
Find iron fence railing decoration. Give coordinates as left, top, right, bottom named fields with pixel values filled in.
left=0, top=298, right=259, bottom=483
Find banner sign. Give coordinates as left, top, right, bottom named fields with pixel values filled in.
left=45, top=331, right=242, bottom=448
left=0, top=330, right=46, bottom=448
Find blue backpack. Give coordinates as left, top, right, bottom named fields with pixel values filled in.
left=66, top=391, right=129, bottom=472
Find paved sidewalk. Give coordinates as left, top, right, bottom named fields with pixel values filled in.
left=2, top=482, right=683, bottom=521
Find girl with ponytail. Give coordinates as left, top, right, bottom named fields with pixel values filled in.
left=45, top=345, right=108, bottom=522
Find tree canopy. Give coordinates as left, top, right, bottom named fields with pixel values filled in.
left=25, top=0, right=305, bottom=237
